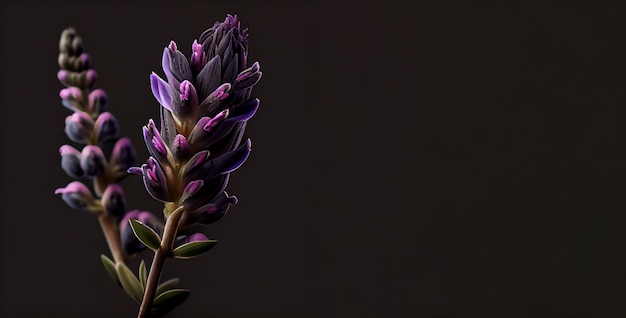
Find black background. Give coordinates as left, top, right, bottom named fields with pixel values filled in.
left=2, top=0, right=626, bottom=317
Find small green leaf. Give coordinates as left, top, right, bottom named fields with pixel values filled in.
left=116, top=262, right=143, bottom=304
left=139, top=260, right=148, bottom=290
left=171, top=240, right=217, bottom=259
left=151, top=288, right=190, bottom=317
left=129, top=219, right=161, bottom=251
left=156, top=277, right=180, bottom=296
left=100, top=254, right=119, bottom=284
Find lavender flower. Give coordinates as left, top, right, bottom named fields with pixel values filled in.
left=55, top=28, right=138, bottom=271
left=133, top=15, right=261, bottom=226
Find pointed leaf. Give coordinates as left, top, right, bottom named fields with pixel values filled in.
left=129, top=218, right=162, bottom=251
left=139, top=260, right=148, bottom=290
left=156, top=278, right=180, bottom=296
left=100, top=254, right=119, bottom=284
left=172, top=240, right=217, bottom=259
left=151, top=288, right=190, bottom=317
left=116, top=262, right=143, bottom=304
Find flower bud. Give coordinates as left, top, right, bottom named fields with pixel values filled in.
left=101, top=184, right=127, bottom=219
left=142, top=119, right=170, bottom=164
left=180, top=180, right=204, bottom=203
left=110, top=137, right=136, bottom=175
left=190, top=39, right=206, bottom=73
left=173, top=134, right=190, bottom=163
left=140, top=157, right=172, bottom=202
left=182, top=191, right=237, bottom=226
left=59, top=145, right=84, bottom=178
left=55, top=181, right=99, bottom=212
left=80, top=145, right=106, bottom=177
left=233, top=61, right=262, bottom=91
left=88, top=89, right=108, bottom=114
left=93, top=112, right=120, bottom=143
left=59, top=87, right=85, bottom=112
left=64, top=111, right=94, bottom=143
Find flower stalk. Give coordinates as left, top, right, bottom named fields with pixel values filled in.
left=55, top=14, right=261, bottom=318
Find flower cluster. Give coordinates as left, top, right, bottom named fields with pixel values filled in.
left=54, top=28, right=153, bottom=258
left=53, top=14, right=262, bottom=317
left=130, top=14, right=262, bottom=233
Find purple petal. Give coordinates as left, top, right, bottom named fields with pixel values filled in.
left=128, top=167, right=142, bottom=175
left=150, top=73, right=172, bottom=112
left=196, top=55, right=222, bottom=100
left=203, top=110, right=229, bottom=131
left=181, top=180, right=204, bottom=202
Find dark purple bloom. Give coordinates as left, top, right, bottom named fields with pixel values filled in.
left=142, top=119, right=171, bottom=164
left=109, top=137, right=136, bottom=178
left=93, top=112, right=120, bottom=143
left=135, top=14, right=261, bottom=227
left=101, top=184, right=127, bottom=220
left=180, top=191, right=238, bottom=227
left=80, top=145, right=106, bottom=177
left=55, top=181, right=98, bottom=212
left=64, top=111, right=94, bottom=143
left=87, top=89, right=108, bottom=114
left=173, top=134, right=191, bottom=163
left=139, top=157, right=172, bottom=202
left=59, top=145, right=84, bottom=178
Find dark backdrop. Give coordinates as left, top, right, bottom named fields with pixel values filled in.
left=2, top=0, right=626, bottom=317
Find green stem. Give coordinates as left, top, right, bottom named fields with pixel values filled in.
left=137, top=206, right=184, bottom=318
left=98, top=213, right=126, bottom=264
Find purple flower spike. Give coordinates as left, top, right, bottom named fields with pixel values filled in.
left=64, top=111, right=94, bottom=144
left=101, top=183, right=127, bottom=219
left=186, top=232, right=209, bottom=243
left=80, top=145, right=107, bottom=177
left=93, top=112, right=120, bottom=143
left=55, top=181, right=97, bottom=212
left=150, top=72, right=172, bottom=112
left=59, top=145, right=84, bottom=178
left=109, top=137, right=136, bottom=175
